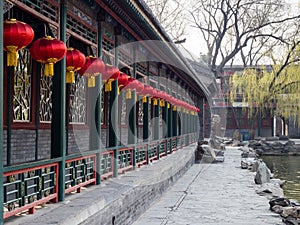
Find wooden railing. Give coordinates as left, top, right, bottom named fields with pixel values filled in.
left=3, top=133, right=197, bottom=220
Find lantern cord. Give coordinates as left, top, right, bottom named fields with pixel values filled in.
left=7, top=6, right=13, bottom=19
left=44, top=23, right=47, bottom=36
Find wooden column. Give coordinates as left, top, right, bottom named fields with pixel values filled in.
left=0, top=0, right=4, bottom=222
left=51, top=0, right=67, bottom=201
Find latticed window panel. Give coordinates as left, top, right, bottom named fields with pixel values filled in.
left=137, top=63, right=147, bottom=76
left=102, top=37, right=114, bottom=55
left=39, top=68, right=52, bottom=123
left=138, top=100, right=143, bottom=125
left=17, top=0, right=59, bottom=23
left=13, top=48, right=31, bottom=122
left=69, top=73, right=87, bottom=124
left=150, top=71, right=158, bottom=82
left=118, top=50, right=132, bottom=66
left=101, top=89, right=105, bottom=125
left=120, top=92, right=127, bottom=125
left=66, top=14, right=97, bottom=44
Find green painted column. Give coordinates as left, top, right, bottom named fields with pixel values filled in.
left=127, top=60, right=137, bottom=145
left=128, top=91, right=137, bottom=145
left=163, top=73, right=169, bottom=154
left=128, top=48, right=137, bottom=168
left=109, top=80, right=118, bottom=177
left=183, top=110, right=187, bottom=144
left=128, top=90, right=137, bottom=168
left=143, top=97, right=150, bottom=164
left=94, top=14, right=104, bottom=185
left=162, top=105, right=167, bottom=154
left=167, top=75, right=172, bottom=140
left=154, top=101, right=160, bottom=159
left=143, top=97, right=150, bottom=141
left=51, top=0, right=67, bottom=201
left=167, top=104, right=172, bottom=138
left=170, top=106, right=176, bottom=152
left=88, top=74, right=102, bottom=184
left=172, top=108, right=177, bottom=137
left=94, top=77, right=102, bottom=184
left=144, top=62, right=150, bottom=164
left=0, top=0, right=4, bottom=223
left=109, top=27, right=120, bottom=177
left=155, top=65, right=161, bottom=159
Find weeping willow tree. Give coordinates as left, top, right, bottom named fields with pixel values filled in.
left=230, top=41, right=300, bottom=127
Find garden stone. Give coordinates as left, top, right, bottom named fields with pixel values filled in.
left=254, top=161, right=271, bottom=184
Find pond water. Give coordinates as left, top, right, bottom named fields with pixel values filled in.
left=262, top=155, right=300, bottom=202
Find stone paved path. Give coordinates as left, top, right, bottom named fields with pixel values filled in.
left=133, top=147, right=283, bottom=225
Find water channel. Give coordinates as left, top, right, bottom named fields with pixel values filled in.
left=262, top=155, right=300, bottom=202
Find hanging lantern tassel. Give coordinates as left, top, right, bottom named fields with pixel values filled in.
left=142, top=96, right=147, bottom=103
left=167, top=103, right=170, bottom=109
left=88, top=76, right=95, bottom=87
left=66, top=67, right=75, bottom=84
left=44, top=63, right=54, bottom=76
left=6, top=46, right=18, bottom=66
left=160, top=100, right=165, bottom=107
left=173, top=106, right=176, bottom=111
left=153, top=98, right=158, bottom=105
left=126, top=89, right=132, bottom=99
left=105, top=80, right=113, bottom=92
left=66, top=71, right=74, bottom=84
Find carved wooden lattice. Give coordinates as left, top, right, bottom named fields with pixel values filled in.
left=120, top=92, right=126, bottom=125
left=13, top=49, right=31, bottom=122
left=69, top=73, right=87, bottom=124
left=16, top=0, right=59, bottom=23
left=39, top=68, right=52, bottom=122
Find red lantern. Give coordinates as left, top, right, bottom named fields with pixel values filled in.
left=122, top=78, right=138, bottom=99
left=103, top=65, right=120, bottom=92
left=117, top=72, right=129, bottom=87
left=30, top=36, right=67, bottom=76
left=156, top=90, right=166, bottom=107
left=78, top=56, right=105, bottom=87
left=117, top=72, right=129, bottom=95
left=140, top=85, right=153, bottom=103
left=135, top=80, right=144, bottom=94
left=66, top=48, right=86, bottom=84
left=4, top=18, right=34, bottom=67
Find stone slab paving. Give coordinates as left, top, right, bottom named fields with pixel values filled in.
left=133, top=147, right=283, bottom=225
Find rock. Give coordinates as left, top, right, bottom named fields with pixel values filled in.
left=270, top=178, right=286, bottom=188
left=290, top=199, right=300, bottom=207
left=255, top=148, right=264, bottom=156
left=279, top=135, right=289, bottom=140
left=266, top=136, right=279, bottom=141
left=281, top=206, right=300, bottom=218
left=269, top=197, right=290, bottom=208
left=200, top=145, right=216, bottom=163
left=285, top=140, right=295, bottom=146
left=256, top=183, right=284, bottom=198
left=251, top=159, right=267, bottom=173
left=271, top=205, right=283, bottom=214
left=282, top=216, right=299, bottom=225
left=254, top=161, right=271, bottom=184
